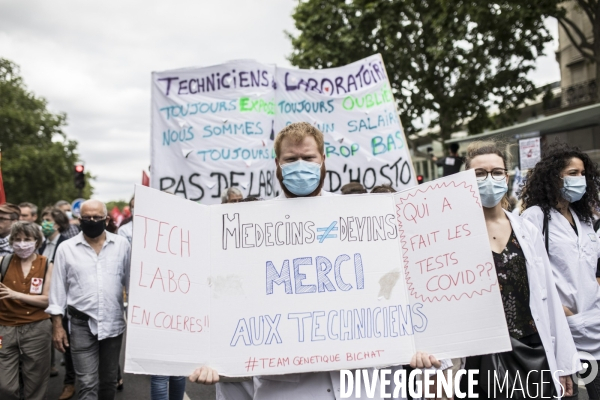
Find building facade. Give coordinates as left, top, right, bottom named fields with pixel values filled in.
left=410, top=2, right=598, bottom=182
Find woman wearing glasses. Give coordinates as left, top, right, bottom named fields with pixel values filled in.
left=521, top=145, right=600, bottom=399
left=0, top=221, right=54, bottom=400
left=460, top=141, right=578, bottom=399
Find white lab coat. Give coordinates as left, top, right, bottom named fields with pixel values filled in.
left=216, top=381, right=254, bottom=400
left=522, top=206, right=600, bottom=360
left=500, top=211, right=581, bottom=396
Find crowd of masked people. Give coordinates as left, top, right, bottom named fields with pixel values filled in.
left=0, top=199, right=134, bottom=400
left=211, top=128, right=600, bottom=400
left=1, top=122, right=600, bottom=400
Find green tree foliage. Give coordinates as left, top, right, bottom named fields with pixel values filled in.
left=288, top=0, right=555, bottom=140
left=0, top=58, right=92, bottom=208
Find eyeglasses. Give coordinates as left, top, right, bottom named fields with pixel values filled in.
left=474, top=168, right=507, bottom=181
left=0, top=217, right=14, bottom=222
left=79, top=215, right=107, bottom=222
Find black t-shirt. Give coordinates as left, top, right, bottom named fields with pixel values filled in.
left=436, top=156, right=464, bottom=177
left=492, top=230, right=537, bottom=339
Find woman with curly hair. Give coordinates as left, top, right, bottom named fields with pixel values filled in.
left=521, top=145, right=600, bottom=398
left=458, top=141, right=578, bottom=399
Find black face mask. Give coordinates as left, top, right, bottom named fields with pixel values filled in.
left=80, top=219, right=106, bottom=238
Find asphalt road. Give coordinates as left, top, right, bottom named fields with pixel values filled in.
left=46, top=346, right=216, bottom=400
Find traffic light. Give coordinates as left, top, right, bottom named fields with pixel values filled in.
left=417, top=175, right=424, bottom=184
left=74, top=164, right=85, bottom=190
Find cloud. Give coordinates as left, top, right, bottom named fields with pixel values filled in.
left=0, top=0, right=296, bottom=201
left=0, top=1, right=560, bottom=201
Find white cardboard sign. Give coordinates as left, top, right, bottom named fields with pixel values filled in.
left=151, top=54, right=416, bottom=204
left=125, top=170, right=510, bottom=376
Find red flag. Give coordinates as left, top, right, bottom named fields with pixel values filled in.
left=142, top=170, right=150, bottom=187
left=0, top=150, right=6, bottom=204
left=110, top=206, right=123, bottom=226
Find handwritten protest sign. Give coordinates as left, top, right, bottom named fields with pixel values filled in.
left=151, top=60, right=277, bottom=203
left=209, top=193, right=416, bottom=376
left=151, top=55, right=415, bottom=204
left=125, top=170, right=510, bottom=376
left=394, top=171, right=510, bottom=358
left=124, top=192, right=212, bottom=375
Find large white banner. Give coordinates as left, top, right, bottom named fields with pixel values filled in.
left=151, top=55, right=416, bottom=204
left=125, top=171, right=510, bottom=377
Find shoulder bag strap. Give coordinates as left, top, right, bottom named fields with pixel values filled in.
left=542, top=212, right=549, bottom=253
left=43, top=257, right=49, bottom=281
left=0, top=254, right=14, bottom=282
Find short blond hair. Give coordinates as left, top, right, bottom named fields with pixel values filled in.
left=274, top=122, right=325, bottom=158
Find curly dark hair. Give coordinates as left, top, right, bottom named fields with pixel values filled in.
left=520, top=144, right=600, bottom=223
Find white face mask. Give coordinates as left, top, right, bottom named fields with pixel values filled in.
left=561, top=176, right=586, bottom=203
left=13, top=241, right=36, bottom=259
left=65, top=211, right=73, bottom=219
left=477, top=179, right=508, bottom=208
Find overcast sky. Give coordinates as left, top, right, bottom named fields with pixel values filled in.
left=0, top=1, right=560, bottom=202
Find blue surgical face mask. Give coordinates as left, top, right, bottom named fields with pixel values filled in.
left=280, top=160, right=322, bottom=196
left=477, top=178, right=508, bottom=208
left=561, top=176, right=586, bottom=203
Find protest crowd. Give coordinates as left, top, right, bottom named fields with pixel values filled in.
left=1, top=122, right=600, bottom=400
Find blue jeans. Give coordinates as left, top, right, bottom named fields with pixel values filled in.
left=150, top=376, right=186, bottom=400
left=69, top=317, right=122, bottom=400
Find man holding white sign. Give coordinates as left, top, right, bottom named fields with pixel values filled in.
left=189, top=123, right=443, bottom=399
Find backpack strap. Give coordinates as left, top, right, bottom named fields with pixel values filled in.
left=0, top=254, right=14, bottom=282
left=43, top=257, right=49, bottom=281
left=594, top=218, right=600, bottom=233
left=542, top=212, right=549, bottom=253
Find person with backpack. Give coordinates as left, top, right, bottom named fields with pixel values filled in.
left=521, top=145, right=600, bottom=399
left=0, top=221, right=54, bottom=400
